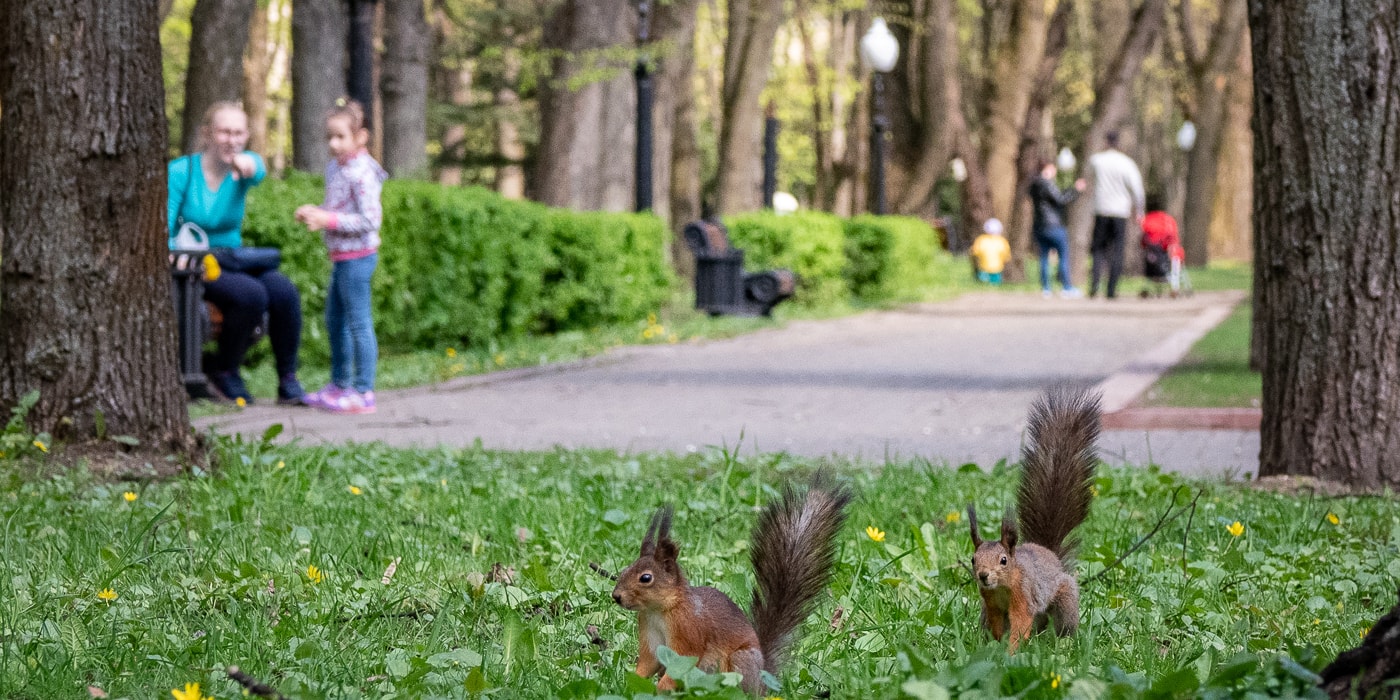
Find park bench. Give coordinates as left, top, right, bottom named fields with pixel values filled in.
left=682, top=220, right=795, bottom=317
left=169, top=252, right=266, bottom=399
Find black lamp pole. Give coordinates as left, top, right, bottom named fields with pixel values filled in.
left=346, top=0, right=376, bottom=128
left=635, top=1, right=654, bottom=212
left=762, top=101, right=779, bottom=209
left=870, top=70, right=888, bottom=215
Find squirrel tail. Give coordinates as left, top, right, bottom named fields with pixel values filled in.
left=1017, top=386, right=1101, bottom=563
left=749, top=470, right=853, bottom=674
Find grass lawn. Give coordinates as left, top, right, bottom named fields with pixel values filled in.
left=1, top=440, right=1394, bottom=698
left=1140, top=302, right=1260, bottom=409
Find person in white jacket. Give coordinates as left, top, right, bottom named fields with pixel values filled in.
left=1086, top=132, right=1145, bottom=299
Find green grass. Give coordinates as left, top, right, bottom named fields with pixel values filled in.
left=1141, top=301, right=1261, bottom=409
left=1, top=441, right=1394, bottom=698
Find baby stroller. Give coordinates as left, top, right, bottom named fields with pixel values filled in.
left=1140, top=211, right=1191, bottom=298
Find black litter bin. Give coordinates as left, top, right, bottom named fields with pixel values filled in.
left=170, top=252, right=214, bottom=399
left=682, top=220, right=794, bottom=316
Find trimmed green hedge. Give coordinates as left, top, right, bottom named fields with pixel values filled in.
left=843, top=214, right=940, bottom=302
left=242, top=173, right=672, bottom=359
left=724, top=211, right=848, bottom=308
left=724, top=210, right=946, bottom=306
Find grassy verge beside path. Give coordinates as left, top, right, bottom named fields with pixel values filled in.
left=1140, top=262, right=1260, bottom=409
left=1, top=440, right=1393, bottom=698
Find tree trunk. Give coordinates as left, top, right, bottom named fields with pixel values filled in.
left=714, top=0, right=783, bottom=215
left=1208, top=42, right=1254, bottom=262
left=831, top=10, right=862, bottom=217
left=534, top=0, right=636, bottom=212
left=182, top=0, right=258, bottom=154
left=243, top=0, right=271, bottom=155
left=431, top=6, right=472, bottom=186
left=381, top=0, right=429, bottom=177
left=1180, top=0, right=1248, bottom=267
left=980, top=0, right=1048, bottom=229
left=651, top=0, right=701, bottom=227
left=1065, top=0, right=1167, bottom=284
left=291, top=0, right=346, bottom=172
left=891, top=0, right=961, bottom=217
left=493, top=49, right=526, bottom=199
left=0, top=0, right=191, bottom=449
left=1252, top=0, right=1400, bottom=489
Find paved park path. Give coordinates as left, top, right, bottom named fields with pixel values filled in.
left=198, top=291, right=1258, bottom=478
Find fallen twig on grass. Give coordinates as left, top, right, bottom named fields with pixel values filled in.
left=588, top=561, right=617, bottom=581
left=226, top=666, right=287, bottom=700
left=1086, top=485, right=1203, bottom=586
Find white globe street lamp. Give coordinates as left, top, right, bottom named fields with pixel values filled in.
left=1176, top=120, right=1198, bottom=152
left=860, top=18, right=899, bottom=214
left=1056, top=146, right=1077, bottom=172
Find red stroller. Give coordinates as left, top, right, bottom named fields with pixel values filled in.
left=1141, top=211, right=1189, bottom=297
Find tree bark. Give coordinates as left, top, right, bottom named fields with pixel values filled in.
left=890, top=0, right=962, bottom=217
left=1180, top=0, right=1248, bottom=267
left=1252, top=0, right=1400, bottom=489
left=0, top=0, right=191, bottom=448
left=431, top=5, right=472, bottom=186
left=651, top=0, right=701, bottom=226
left=243, top=0, right=271, bottom=155
left=980, top=0, right=1048, bottom=228
left=714, top=0, right=784, bottom=215
left=291, top=0, right=346, bottom=172
left=493, top=48, right=526, bottom=199
left=534, top=0, right=636, bottom=212
left=381, top=0, right=429, bottom=177
left=1207, top=42, right=1254, bottom=262
left=182, top=0, right=258, bottom=154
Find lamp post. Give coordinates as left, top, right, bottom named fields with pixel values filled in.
left=762, top=101, right=779, bottom=209
left=860, top=18, right=899, bottom=215
left=634, top=0, right=654, bottom=212
left=346, top=0, right=377, bottom=128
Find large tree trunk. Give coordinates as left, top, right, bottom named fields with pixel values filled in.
left=1065, top=0, right=1167, bottom=284
left=493, top=49, right=526, bottom=199
left=0, top=0, right=191, bottom=449
left=534, top=0, right=636, bottom=211
left=1208, top=43, right=1254, bottom=262
left=1252, top=0, right=1400, bottom=489
left=182, top=0, right=258, bottom=154
left=714, top=0, right=783, bottom=215
left=889, top=0, right=961, bottom=217
left=652, top=0, right=702, bottom=279
left=980, top=0, right=1048, bottom=229
left=381, top=0, right=429, bottom=177
left=1179, top=0, right=1248, bottom=267
left=243, top=0, right=271, bottom=155
left=291, top=0, right=346, bottom=172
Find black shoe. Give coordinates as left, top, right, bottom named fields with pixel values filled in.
left=277, top=375, right=307, bottom=406
left=208, top=370, right=253, bottom=404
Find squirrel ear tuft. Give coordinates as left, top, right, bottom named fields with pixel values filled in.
left=640, top=505, right=670, bottom=556
left=967, top=503, right=983, bottom=547
left=1000, top=507, right=1018, bottom=552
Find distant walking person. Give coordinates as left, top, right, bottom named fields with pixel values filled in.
left=1086, top=132, right=1145, bottom=299
left=1027, top=160, right=1086, bottom=298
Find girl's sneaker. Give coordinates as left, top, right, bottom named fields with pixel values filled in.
left=302, top=384, right=348, bottom=410
left=320, top=389, right=376, bottom=415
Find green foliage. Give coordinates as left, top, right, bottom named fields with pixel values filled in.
left=843, top=215, right=941, bottom=302
left=0, top=444, right=1395, bottom=698
left=724, top=211, right=849, bottom=307
left=1144, top=301, right=1260, bottom=408
left=241, top=174, right=672, bottom=360
left=0, top=390, right=50, bottom=460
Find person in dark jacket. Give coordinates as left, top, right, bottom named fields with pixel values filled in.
left=1027, top=160, right=1087, bottom=298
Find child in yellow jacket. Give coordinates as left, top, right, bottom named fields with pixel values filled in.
left=971, top=218, right=1012, bottom=284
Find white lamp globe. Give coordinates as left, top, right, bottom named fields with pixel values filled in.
left=860, top=18, right=900, bottom=73
left=772, top=191, right=799, bottom=215
left=950, top=157, right=968, bottom=183
left=1056, top=147, right=1077, bottom=171
left=1176, top=121, right=1198, bottom=152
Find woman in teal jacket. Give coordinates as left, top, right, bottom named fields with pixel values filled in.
left=169, top=102, right=304, bottom=404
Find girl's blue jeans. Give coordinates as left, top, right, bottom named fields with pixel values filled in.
left=327, top=253, right=378, bottom=393
left=1034, top=225, right=1072, bottom=291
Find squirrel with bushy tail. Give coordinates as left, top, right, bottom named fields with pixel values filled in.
left=611, top=472, right=852, bottom=695
left=967, top=386, right=1101, bottom=652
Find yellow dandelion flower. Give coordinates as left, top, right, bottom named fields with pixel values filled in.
left=1362, top=626, right=1371, bottom=639
left=1226, top=521, right=1244, bottom=537
left=865, top=526, right=886, bottom=543
left=648, top=313, right=658, bottom=325
left=1313, top=618, right=1321, bottom=625
left=275, top=460, right=285, bottom=470
left=1090, top=484, right=1100, bottom=496
left=122, top=491, right=137, bottom=503
left=1327, top=513, right=1340, bottom=525
left=32, top=440, right=48, bottom=453
left=1050, top=673, right=1061, bottom=689
left=446, top=347, right=457, bottom=358
left=170, top=682, right=211, bottom=700
left=494, top=353, right=506, bottom=366
left=306, top=565, right=324, bottom=584
left=642, top=327, right=656, bottom=340
left=96, top=588, right=117, bottom=603
left=347, top=485, right=363, bottom=495
left=945, top=511, right=961, bottom=523
left=235, top=397, right=247, bottom=408
left=440, top=479, right=447, bottom=487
